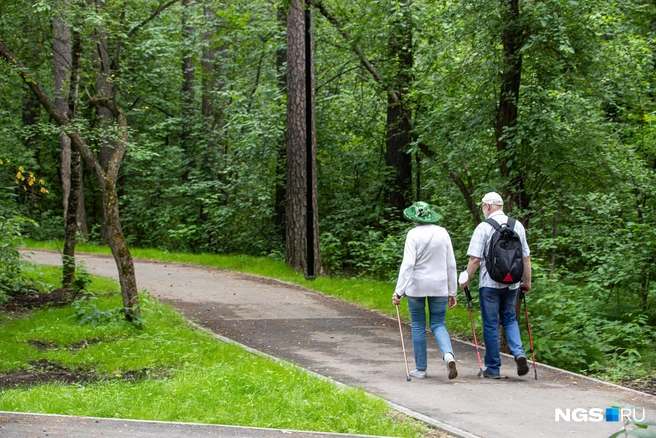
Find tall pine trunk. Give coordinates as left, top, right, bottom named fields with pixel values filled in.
left=285, top=0, right=321, bottom=274
left=275, top=3, right=288, bottom=241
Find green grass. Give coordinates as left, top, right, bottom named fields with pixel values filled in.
left=0, top=264, right=430, bottom=437
left=22, top=239, right=475, bottom=339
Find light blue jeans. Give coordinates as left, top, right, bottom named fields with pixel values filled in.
left=407, top=296, right=454, bottom=371
left=479, top=287, right=525, bottom=375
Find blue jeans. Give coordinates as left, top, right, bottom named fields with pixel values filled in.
left=479, top=287, right=525, bottom=375
left=407, top=296, right=454, bottom=371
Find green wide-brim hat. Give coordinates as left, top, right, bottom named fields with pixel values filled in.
left=403, top=201, right=441, bottom=224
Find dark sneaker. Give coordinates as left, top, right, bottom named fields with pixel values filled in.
left=446, top=359, right=458, bottom=380
left=516, top=355, right=529, bottom=376
left=409, top=369, right=427, bottom=379
left=483, top=370, right=501, bottom=379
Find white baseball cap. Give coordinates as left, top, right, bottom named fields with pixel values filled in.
left=481, top=192, right=503, bottom=206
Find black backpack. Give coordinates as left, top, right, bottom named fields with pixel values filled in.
left=484, top=217, right=524, bottom=284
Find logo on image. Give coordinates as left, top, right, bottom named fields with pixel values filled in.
left=555, top=407, right=646, bottom=422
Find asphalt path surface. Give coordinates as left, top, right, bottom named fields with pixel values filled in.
left=11, top=250, right=656, bottom=438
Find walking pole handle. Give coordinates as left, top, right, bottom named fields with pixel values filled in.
left=459, top=271, right=473, bottom=304
left=464, top=286, right=472, bottom=304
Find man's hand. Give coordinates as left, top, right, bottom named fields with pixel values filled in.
left=458, top=271, right=469, bottom=291
left=392, top=294, right=402, bottom=306
left=448, top=296, right=457, bottom=309
left=519, top=282, right=531, bottom=294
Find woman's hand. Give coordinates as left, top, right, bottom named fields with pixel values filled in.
left=448, top=296, right=457, bottom=309
left=392, top=294, right=402, bottom=306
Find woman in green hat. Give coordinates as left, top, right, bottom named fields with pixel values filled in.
left=392, top=201, right=458, bottom=380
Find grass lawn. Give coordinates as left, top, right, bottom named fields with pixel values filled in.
left=0, top=264, right=432, bottom=437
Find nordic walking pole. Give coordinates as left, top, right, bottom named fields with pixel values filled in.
left=394, top=303, right=411, bottom=381
left=459, top=272, right=483, bottom=377
left=521, top=290, right=538, bottom=380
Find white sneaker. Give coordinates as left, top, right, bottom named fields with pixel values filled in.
left=444, top=353, right=458, bottom=380
left=409, top=369, right=427, bottom=379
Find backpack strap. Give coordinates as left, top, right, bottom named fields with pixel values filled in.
left=485, top=216, right=516, bottom=231
left=507, top=217, right=516, bottom=230
left=484, top=218, right=500, bottom=230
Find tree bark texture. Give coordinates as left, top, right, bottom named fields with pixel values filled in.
left=275, top=3, right=288, bottom=240
left=496, top=0, right=529, bottom=218
left=0, top=42, right=141, bottom=322
left=63, top=150, right=81, bottom=286
left=285, top=0, right=321, bottom=273
left=91, top=0, right=116, bottom=242
left=62, top=28, right=81, bottom=287
left=385, top=2, right=413, bottom=217
left=53, top=7, right=72, bottom=219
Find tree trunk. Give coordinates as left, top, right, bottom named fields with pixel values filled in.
left=102, top=176, right=139, bottom=316
left=63, top=150, right=81, bottom=286
left=53, top=6, right=72, bottom=220
left=496, top=0, right=529, bottom=219
left=385, top=0, right=413, bottom=218
left=275, top=3, right=288, bottom=241
left=91, top=0, right=116, bottom=242
left=285, top=0, right=321, bottom=274
left=63, top=28, right=81, bottom=287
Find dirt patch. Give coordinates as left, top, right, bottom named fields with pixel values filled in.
left=27, top=338, right=104, bottom=351
left=0, top=359, right=167, bottom=391
left=1, top=288, right=73, bottom=311
left=620, top=376, right=656, bottom=396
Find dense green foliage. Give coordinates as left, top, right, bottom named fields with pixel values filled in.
left=1, top=0, right=655, bottom=380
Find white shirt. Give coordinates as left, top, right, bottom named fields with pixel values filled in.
left=466, top=210, right=530, bottom=289
left=394, top=224, right=458, bottom=297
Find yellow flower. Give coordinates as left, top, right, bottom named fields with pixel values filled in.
left=18, top=166, right=24, bottom=172
left=39, top=179, right=44, bottom=185
left=6, top=159, right=10, bottom=163
left=14, top=179, right=18, bottom=184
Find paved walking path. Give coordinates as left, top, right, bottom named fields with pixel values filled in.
left=12, top=250, right=656, bottom=438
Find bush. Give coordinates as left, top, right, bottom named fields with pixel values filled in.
left=529, top=281, right=655, bottom=373
left=0, top=214, right=35, bottom=301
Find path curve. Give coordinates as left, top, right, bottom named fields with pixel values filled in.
left=22, top=250, right=656, bottom=438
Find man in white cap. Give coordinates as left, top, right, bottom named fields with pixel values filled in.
left=459, top=192, right=532, bottom=379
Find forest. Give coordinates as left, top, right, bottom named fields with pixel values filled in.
left=1, top=0, right=655, bottom=388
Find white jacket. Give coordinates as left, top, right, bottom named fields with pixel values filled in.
left=394, top=224, right=458, bottom=297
